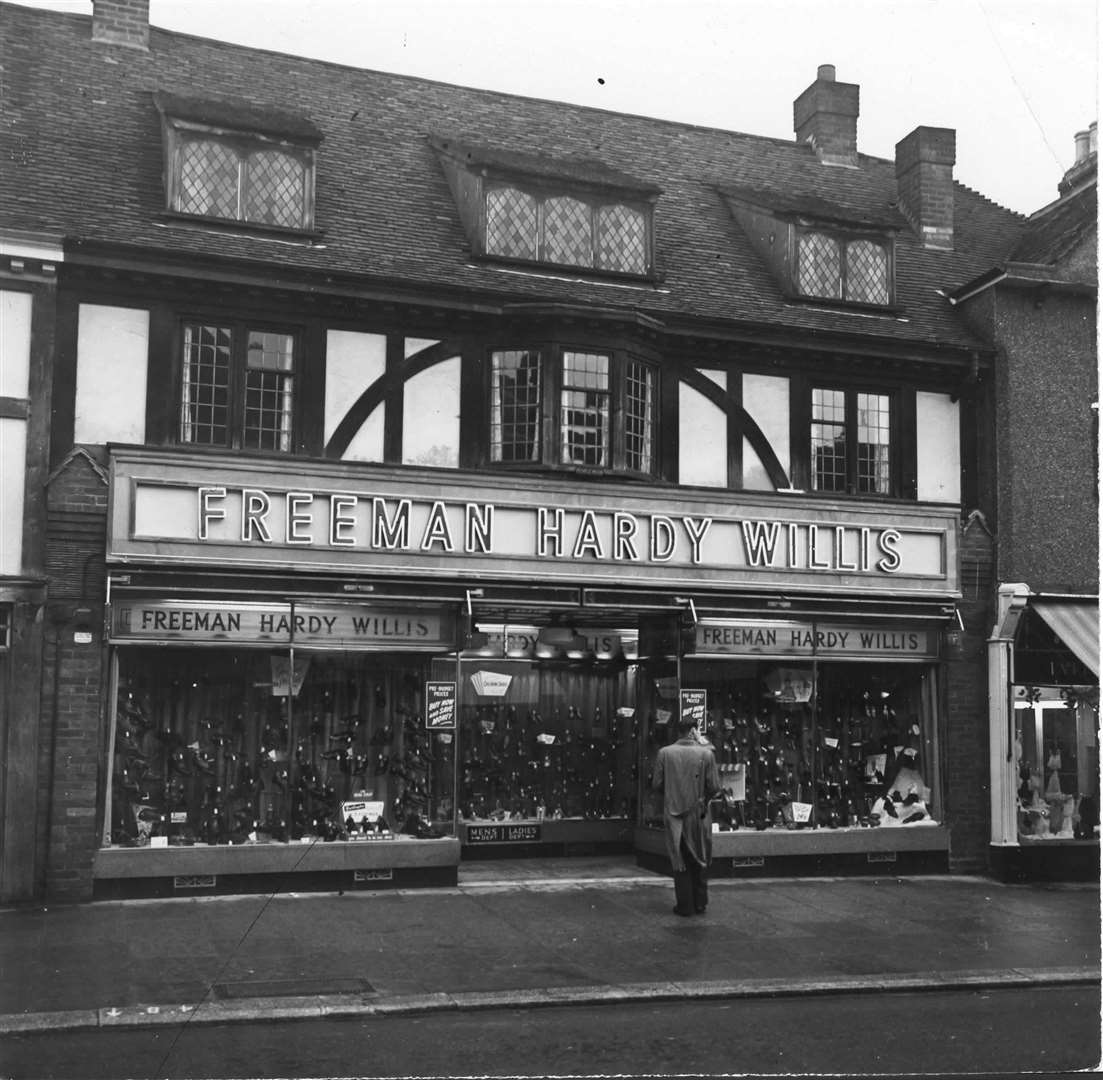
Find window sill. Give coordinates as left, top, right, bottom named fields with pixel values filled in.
left=787, top=294, right=904, bottom=316
left=471, top=252, right=663, bottom=286
left=156, top=212, right=325, bottom=245
left=486, top=461, right=660, bottom=484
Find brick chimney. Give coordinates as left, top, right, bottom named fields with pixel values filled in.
left=793, top=64, right=860, bottom=166
left=895, top=126, right=956, bottom=251
left=92, top=0, right=150, bottom=50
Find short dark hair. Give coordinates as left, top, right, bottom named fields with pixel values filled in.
left=675, top=717, right=697, bottom=734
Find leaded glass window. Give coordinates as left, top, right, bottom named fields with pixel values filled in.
left=483, top=186, right=651, bottom=275
left=244, top=332, right=295, bottom=452
left=244, top=151, right=306, bottom=229
left=797, top=229, right=893, bottom=305
left=169, top=131, right=314, bottom=230
left=798, top=232, right=843, bottom=299
left=856, top=392, right=891, bottom=494
left=486, top=187, right=538, bottom=260
left=811, top=387, right=893, bottom=496
left=181, top=323, right=232, bottom=446
left=491, top=350, right=543, bottom=462
left=561, top=352, right=610, bottom=467
left=179, top=322, right=295, bottom=452
left=624, top=360, right=654, bottom=473
left=811, top=388, right=847, bottom=492
left=598, top=204, right=647, bottom=274
left=847, top=241, right=890, bottom=305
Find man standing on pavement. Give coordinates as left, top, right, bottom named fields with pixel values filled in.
left=652, top=716, right=724, bottom=916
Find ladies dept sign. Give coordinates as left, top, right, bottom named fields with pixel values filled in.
left=107, top=450, right=958, bottom=596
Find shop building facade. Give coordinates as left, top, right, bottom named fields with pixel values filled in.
left=2, top=0, right=1040, bottom=901
left=952, top=126, right=1099, bottom=881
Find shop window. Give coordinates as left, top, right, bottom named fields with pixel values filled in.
left=1014, top=688, right=1100, bottom=842
left=489, top=348, right=657, bottom=475
left=456, top=637, right=639, bottom=822
left=179, top=322, right=296, bottom=452
left=109, top=648, right=456, bottom=848
left=485, top=183, right=651, bottom=275
left=651, top=658, right=940, bottom=832
left=811, top=387, right=893, bottom=496
left=796, top=230, right=892, bottom=305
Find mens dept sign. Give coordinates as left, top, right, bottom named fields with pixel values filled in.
left=106, top=450, right=960, bottom=596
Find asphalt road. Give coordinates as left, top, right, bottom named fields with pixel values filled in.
left=1, top=985, right=1099, bottom=1079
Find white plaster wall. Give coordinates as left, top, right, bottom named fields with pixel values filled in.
left=679, top=373, right=727, bottom=487
left=1, top=290, right=32, bottom=397
left=0, top=419, right=26, bottom=573
left=916, top=391, right=961, bottom=503
left=74, top=304, right=149, bottom=444
left=325, top=330, right=386, bottom=461
left=403, top=355, right=460, bottom=467
left=742, top=373, right=791, bottom=490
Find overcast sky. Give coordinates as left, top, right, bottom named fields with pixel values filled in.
left=12, top=0, right=1099, bottom=214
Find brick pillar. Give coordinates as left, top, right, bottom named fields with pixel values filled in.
left=943, top=512, right=995, bottom=873
left=41, top=449, right=109, bottom=903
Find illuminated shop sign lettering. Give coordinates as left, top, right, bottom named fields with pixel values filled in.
left=195, top=487, right=907, bottom=575
left=108, top=453, right=957, bottom=594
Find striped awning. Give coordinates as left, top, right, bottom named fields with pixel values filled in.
left=1032, top=601, right=1100, bottom=677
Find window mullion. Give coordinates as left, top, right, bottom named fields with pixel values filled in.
left=231, top=323, right=245, bottom=449
left=846, top=388, right=858, bottom=495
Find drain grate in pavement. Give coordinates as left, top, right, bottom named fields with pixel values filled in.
left=213, top=976, right=373, bottom=999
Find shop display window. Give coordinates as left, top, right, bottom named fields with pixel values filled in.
left=645, top=659, right=940, bottom=831
left=108, top=647, right=455, bottom=847
left=456, top=654, right=639, bottom=822
left=1014, top=687, right=1100, bottom=842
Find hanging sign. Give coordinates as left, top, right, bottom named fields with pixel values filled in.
left=270, top=655, right=310, bottom=697
left=425, top=682, right=457, bottom=729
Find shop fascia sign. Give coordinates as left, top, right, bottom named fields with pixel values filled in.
left=108, top=453, right=956, bottom=593
left=110, top=599, right=455, bottom=648
left=695, top=620, right=937, bottom=659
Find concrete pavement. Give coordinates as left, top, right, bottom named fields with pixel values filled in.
left=0, top=858, right=1098, bottom=1034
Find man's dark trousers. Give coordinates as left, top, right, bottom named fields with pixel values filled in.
left=674, top=837, right=708, bottom=915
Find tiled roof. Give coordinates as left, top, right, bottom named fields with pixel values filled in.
left=1010, top=182, right=1096, bottom=266
left=1, top=3, right=1029, bottom=353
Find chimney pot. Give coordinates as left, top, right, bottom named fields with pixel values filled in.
left=1074, top=129, right=1091, bottom=163
left=793, top=66, right=859, bottom=167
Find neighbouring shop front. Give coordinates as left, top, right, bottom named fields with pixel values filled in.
left=93, top=447, right=965, bottom=896
left=988, top=585, right=1100, bottom=882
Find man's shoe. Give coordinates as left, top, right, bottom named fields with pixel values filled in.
left=672, top=906, right=693, bottom=917
left=694, top=906, right=707, bottom=914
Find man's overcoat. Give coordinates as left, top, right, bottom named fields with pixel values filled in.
left=652, top=735, right=723, bottom=872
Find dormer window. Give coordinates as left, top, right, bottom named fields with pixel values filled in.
left=154, top=93, right=322, bottom=234
left=797, top=229, right=891, bottom=304
left=485, top=184, right=650, bottom=274
left=719, top=186, right=900, bottom=309
left=431, top=136, right=660, bottom=278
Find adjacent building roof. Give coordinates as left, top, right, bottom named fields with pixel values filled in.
left=1, top=2, right=1030, bottom=353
